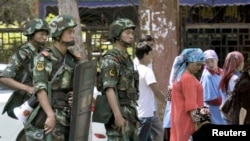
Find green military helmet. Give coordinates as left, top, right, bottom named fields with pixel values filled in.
left=49, top=14, right=77, bottom=38
left=109, top=18, right=136, bottom=40
left=23, top=19, right=50, bottom=36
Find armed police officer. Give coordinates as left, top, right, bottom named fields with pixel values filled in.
left=99, top=18, right=139, bottom=141
left=0, top=19, right=49, bottom=96
left=0, top=19, right=49, bottom=140
left=25, top=14, right=79, bottom=141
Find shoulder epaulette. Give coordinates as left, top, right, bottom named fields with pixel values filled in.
left=113, top=56, right=119, bottom=63
left=40, top=50, right=52, bottom=61
left=74, top=53, right=81, bottom=60
left=41, top=51, right=50, bottom=57
left=104, top=49, right=120, bottom=63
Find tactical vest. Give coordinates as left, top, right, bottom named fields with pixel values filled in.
left=40, top=47, right=78, bottom=110
left=98, top=49, right=139, bottom=103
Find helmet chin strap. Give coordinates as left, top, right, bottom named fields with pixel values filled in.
left=61, top=40, right=75, bottom=46
left=54, top=37, right=75, bottom=47
left=31, top=39, right=45, bottom=52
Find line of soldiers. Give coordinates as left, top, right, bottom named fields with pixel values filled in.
left=0, top=15, right=145, bottom=141
left=1, top=14, right=79, bottom=141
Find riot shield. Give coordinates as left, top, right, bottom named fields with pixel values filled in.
left=69, top=60, right=96, bottom=141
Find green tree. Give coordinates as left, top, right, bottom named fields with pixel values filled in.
left=0, top=0, right=36, bottom=26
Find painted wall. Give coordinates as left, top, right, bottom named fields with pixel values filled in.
left=139, top=0, right=180, bottom=116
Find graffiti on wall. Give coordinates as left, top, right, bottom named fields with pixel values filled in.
left=140, top=9, right=176, bottom=53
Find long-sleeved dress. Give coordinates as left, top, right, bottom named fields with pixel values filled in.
left=170, top=71, right=204, bottom=141
left=200, top=68, right=227, bottom=124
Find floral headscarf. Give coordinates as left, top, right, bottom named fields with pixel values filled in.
left=169, top=48, right=205, bottom=83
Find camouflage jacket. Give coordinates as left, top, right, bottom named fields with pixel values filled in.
left=0, top=42, right=39, bottom=85
left=100, top=47, right=139, bottom=122
left=33, top=46, right=79, bottom=126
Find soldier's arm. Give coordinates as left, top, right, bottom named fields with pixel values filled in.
left=0, top=49, right=33, bottom=94
left=33, top=52, right=56, bottom=133
left=36, top=89, right=54, bottom=117
left=101, top=55, right=126, bottom=129
left=101, top=55, right=121, bottom=116
left=36, top=89, right=55, bottom=134
left=0, top=77, right=33, bottom=94
left=105, top=87, right=126, bottom=132
left=105, top=87, right=123, bottom=118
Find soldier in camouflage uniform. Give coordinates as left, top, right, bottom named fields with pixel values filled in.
left=0, top=19, right=50, bottom=140
left=0, top=19, right=49, bottom=94
left=25, top=14, right=79, bottom=141
left=100, top=18, right=139, bottom=141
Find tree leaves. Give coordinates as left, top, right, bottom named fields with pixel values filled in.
left=0, top=0, right=36, bottom=26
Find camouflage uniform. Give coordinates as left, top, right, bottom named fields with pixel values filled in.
left=0, top=19, right=49, bottom=140
left=24, top=14, right=78, bottom=141
left=0, top=42, right=40, bottom=86
left=0, top=19, right=50, bottom=86
left=100, top=18, right=139, bottom=141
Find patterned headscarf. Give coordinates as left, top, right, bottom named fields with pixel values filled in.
left=169, top=48, right=205, bottom=83
left=204, top=49, right=218, bottom=60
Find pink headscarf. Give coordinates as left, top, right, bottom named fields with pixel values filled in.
left=219, top=51, right=244, bottom=92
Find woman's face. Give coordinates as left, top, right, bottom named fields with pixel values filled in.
left=237, top=62, right=244, bottom=71
left=205, top=58, right=218, bottom=71
left=187, top=62, right=203, bottom=74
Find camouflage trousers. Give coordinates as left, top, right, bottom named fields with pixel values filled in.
left=105, top=119, right=138, bottom=141
left=24, top=123, right=69, bottom=141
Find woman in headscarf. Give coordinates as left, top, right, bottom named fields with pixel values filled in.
left=200, top=49, right=227, bottom=125
left=219, top=51, right=244, bottom=124
left=163, top=55, right=177, bottom=141
left=170, top=48, right=209, bottom=141
left=219, top=51, right=244, bottom=93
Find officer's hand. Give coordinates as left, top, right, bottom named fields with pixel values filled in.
left=26, top=86, right=34, bottom=95
left=115, top=115, right=126, bottom=134
left=44, top=114, right=56, bottom=134
left=67, top=91, right=73, bottom=107
left=68, top=97, right=73, bottom=107
left=91, top=96, right=96, bottom=111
